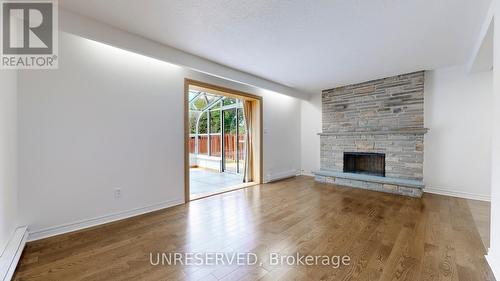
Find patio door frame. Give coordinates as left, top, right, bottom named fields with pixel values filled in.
left=184, top=79, right=263, bottom=203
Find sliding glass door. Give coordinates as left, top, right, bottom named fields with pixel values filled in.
left=222, top=107, right=246, bottom=174
left=223, top=108, right=237, bottom=173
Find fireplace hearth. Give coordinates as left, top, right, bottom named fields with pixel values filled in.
left=343, top=152, right=385, bottom=177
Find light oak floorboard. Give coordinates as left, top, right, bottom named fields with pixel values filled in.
left=466, top=199, right=490, bottom=250
left=13, top=176, right=495, bottom=281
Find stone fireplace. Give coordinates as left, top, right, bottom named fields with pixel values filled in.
left=314, top=71, right=428, bottom=197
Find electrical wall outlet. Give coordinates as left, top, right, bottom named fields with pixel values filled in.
left=114, top=188, right=121, bottom=199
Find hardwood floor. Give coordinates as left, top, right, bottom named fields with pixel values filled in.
left=13, top=176, right=495, bottom=281
left=467, top=199, right=491, bottom=250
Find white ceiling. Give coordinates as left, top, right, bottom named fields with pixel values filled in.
left=59, top=0, right=491, bottom=94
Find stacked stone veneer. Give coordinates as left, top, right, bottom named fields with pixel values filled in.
left=316, top=71, right=427, bottom=197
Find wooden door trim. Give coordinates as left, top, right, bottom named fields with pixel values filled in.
left=184, top=79, right=263, bottom=203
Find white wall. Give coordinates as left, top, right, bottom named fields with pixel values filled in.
left=488, top=0, right=500, bottom=276
left=0, top=70, right=18, bottom=255
left=18, top=32, right=301, bottom=237
left=424, top=66, right=493, bottom=200
left=300, top=92, right=321, bottom=176
left=263, top=92, right=301, bottom=181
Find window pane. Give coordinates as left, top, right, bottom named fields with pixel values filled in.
left=210, top=110, right=221, bottom=133
left=238, top=110, right=246, bottom=174
left=211, top=100, right=221, bottom=110
left=224, top=109, right=237, bottom=134
left=198, top=135, right=208, bottom=155
left=193, top=95, right=208, bottom=109
left=223, top=97, right=237, bottom=106
left=189, top=111, right=198, bottom=134
left=223, top=109, right=238, bottom=173
left=188, top=90, right=199, bottom=102
left=205, top=93, right=217, bottom=105
left=198, top=112, right=208, bottom=134
left=210, top=135, right=221, bottom=157
left=189, top=136, right=195, bottom=154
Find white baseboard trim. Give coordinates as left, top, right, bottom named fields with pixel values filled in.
left=486, top=251, right=500, bottom=280
left=424, top=186, right=490, bottom=201
left=265, top=170, right=299, bottom=183
left=28, top=198, right=184, bottom=242
left=0, top=226, right=28, bottom=281
left=300, top=171, right=315, bottom=177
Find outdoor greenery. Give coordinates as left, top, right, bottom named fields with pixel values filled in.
left=189, top=96, right=245, bottom=135
left=198, top=112, right=208, bottom=134
left=223, top=98, right=237, bottom=106
left=189, top=112, right=199, bottom=134
left=210, top=110, right=221, bottom=133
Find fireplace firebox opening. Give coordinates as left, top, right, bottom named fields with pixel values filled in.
left=343, top=152, right=385, bottom=177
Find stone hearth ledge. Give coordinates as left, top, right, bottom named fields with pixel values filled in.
left=313, top=169, right=424, bottom=198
